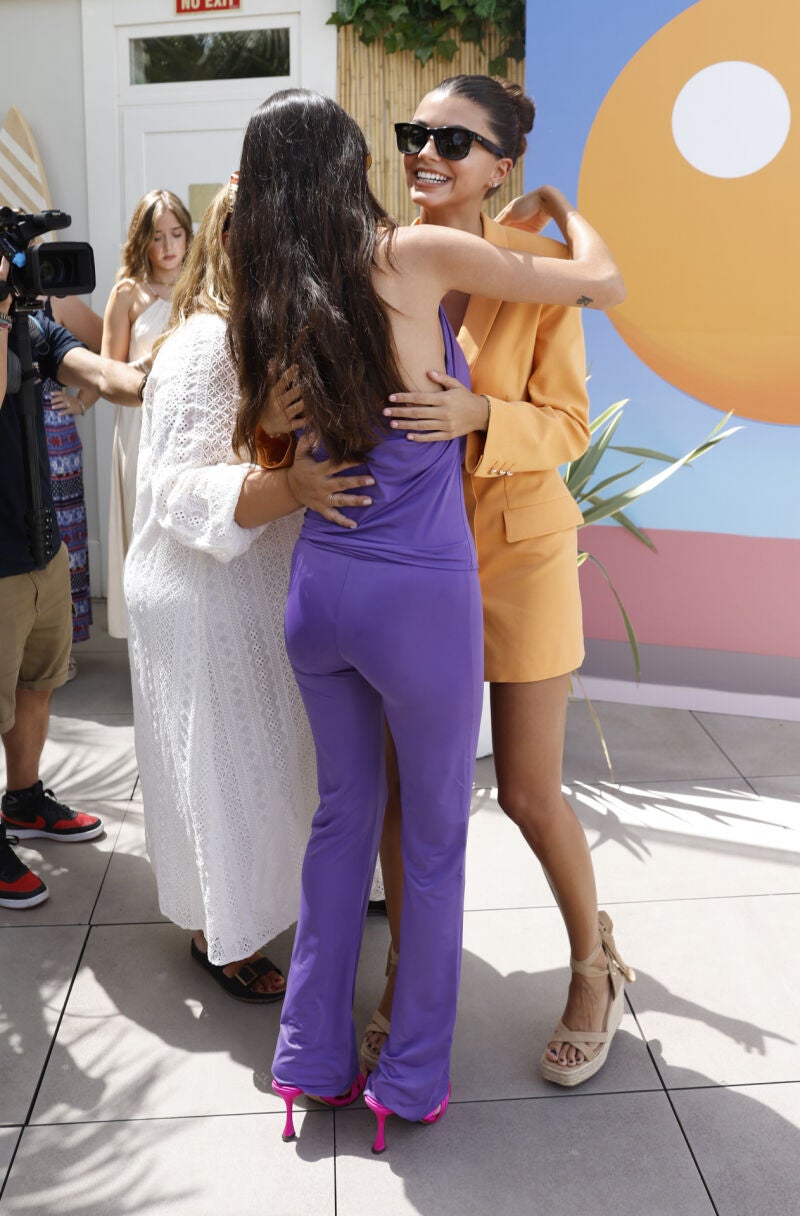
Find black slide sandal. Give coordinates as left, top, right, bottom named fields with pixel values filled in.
left=190, top=939, right=286, bottom=1003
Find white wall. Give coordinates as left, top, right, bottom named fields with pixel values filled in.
left=0, top=0, right=103, bottom=588
left=0, top=1, right=90, bottom=234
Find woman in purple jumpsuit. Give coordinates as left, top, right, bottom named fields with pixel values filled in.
left=227, top=90, right=623, bottom=1153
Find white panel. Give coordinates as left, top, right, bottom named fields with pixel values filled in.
left=122, top=103, right=257, bottom=220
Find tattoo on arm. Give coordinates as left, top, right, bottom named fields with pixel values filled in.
left=576, top=295, right=593, bottom=307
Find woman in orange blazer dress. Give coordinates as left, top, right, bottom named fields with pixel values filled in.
left=362, top=76, right=633, bottom=1089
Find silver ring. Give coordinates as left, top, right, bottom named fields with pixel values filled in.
left=327, top=492, right=335, bottom=507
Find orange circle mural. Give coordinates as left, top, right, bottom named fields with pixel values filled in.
left=578, top=0, right=799, bottom=426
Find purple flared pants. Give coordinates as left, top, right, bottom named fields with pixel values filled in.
left=272, top=539, right=483, bottom=1120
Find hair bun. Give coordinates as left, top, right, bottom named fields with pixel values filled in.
left=436, top=74, right=536, bottom=164
left=501, top=81, right=536, bottom=139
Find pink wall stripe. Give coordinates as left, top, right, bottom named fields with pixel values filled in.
left=579, top=528, right=800, bottom=658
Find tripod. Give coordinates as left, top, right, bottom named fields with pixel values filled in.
left=9, top=301, right=59, bottom=568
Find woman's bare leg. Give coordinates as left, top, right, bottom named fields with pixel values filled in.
left=490, top=676, right=609, bottom=1067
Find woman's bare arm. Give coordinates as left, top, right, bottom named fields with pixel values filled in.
left=233, top=439, right=375, bottom=530
left=101, top=280, right=136, bottom=360
left=50, top=294, right=103, bottom=353
left=397, top=191, right=625, bottom=311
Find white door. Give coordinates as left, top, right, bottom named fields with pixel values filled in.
left=116, top=9, right=303, bottom=224
left=80, top=0, right=336, bottom=594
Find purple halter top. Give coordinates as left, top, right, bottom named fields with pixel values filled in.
left=299, top=308, right=476, bottom=571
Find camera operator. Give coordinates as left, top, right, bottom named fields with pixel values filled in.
left=0, top=255, right=144, bottom=909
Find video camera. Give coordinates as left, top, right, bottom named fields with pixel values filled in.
left=0, top=206, right=95, bottom=304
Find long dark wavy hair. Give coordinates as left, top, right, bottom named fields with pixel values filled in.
left=229, top=90, right=401, bottom=463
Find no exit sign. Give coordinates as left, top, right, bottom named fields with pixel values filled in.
left=176, top=0, right=241, bottom=12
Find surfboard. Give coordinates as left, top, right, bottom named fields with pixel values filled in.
left=0, top=105, right=55, bottom=237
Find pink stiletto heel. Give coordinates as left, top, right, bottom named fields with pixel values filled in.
left=272, top=1073, right=366, bottom=1142
left=272, top=1081, right=304, bottom=1141
left=365, top=1094, right=392, bottom=1154
left=365, top=1083, right=451, bottom=1155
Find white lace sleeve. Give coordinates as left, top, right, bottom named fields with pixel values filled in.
left=146, top=314, right=267, bottom=563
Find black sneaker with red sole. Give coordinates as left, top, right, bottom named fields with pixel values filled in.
left=1, top=782, right=103, bottom=842
left=0, top=822, right=49, bottom=909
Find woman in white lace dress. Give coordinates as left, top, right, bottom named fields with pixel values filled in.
left=124, top=183, right=375, bottom=998
left=104, top=189, right=193, bottom=638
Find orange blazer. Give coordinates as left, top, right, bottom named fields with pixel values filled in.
left=461, top=213, right=590, bottom=542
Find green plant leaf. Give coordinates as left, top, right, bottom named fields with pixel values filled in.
left=579, top=492, right=656, bottom=548
left=705, top=410, right=736, bottom=437
left=581, top=462, right=646, bottom=500
left=610, top=445, right=679, bottom=464
left=330, top=0, right=525, bottom=66
left=578, top=427, right=740, bottom=526
left=571, top=669, right=615, bottom=780
left=581, top=552, right=641, bottom=681
left=587, top=398, right=629, bottom=435
left=564, top=413, right=623, bottom=496
left=605, top=505, right=656, bottom=549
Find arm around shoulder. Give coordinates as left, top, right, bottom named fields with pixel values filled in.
left=400, top=219, right=624, bottom=312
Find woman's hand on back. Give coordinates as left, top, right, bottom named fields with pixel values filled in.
left=288, top=434, right=375, bottom=529
left=383, top=371, right=490, bottom=441
left=258, top=365, right=305, bottom=435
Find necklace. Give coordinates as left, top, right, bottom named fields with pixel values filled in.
left=145, top=273, right=178, bottom=296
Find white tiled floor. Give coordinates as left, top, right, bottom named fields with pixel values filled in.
left=1, top=603, right=798, bottom=1215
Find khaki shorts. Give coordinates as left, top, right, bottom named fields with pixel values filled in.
left=0, top=544, right=72, bottom=733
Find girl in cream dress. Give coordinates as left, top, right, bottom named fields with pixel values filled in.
left=103, top=190, right=192, bottom=637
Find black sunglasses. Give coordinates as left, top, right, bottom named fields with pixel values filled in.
left=394, top=121, right=506, bottom=162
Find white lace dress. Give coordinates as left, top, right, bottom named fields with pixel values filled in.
left=124, top=312, right=317, bottom=965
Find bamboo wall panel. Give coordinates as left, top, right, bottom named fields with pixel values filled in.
left=337, top=27, right=526, bottom=225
